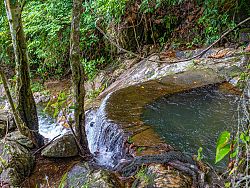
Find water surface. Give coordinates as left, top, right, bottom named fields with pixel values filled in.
left=37, top=106, right=68, bottom=139
left=142, top=85, right=238, bottom=168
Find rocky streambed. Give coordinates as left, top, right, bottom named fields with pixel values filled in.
left=0, top=47, right=248, bottom=187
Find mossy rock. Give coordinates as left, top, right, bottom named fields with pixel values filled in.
left=41, top=133, right=78, bottom=157
left=0, top=131, right=34, bottom=186
left=0, top=110, right=16, bottom=139
left=65, top=162, right=119, bottom=188
left=132, top=164, right=192, bottom=188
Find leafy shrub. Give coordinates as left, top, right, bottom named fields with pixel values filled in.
left=23, top=0, right=72, bottom=79
left=81, top=57, right=105, bottom=80
left=31, top=82, right=44, bottom=93
left=21, top=0, right=128, bottom=79
left=0, top=3, right=13, bottom=65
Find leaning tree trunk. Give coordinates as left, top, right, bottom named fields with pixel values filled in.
left=70, top=0, right=91, bottom=156
left=4, top=0, right=43, bottom=147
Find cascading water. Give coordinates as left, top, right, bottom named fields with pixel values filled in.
left=85, top=93, right=127, bottom=168
left=37, top=105, right=69, bottom=139
left=38, top=93, right=127, bottom=168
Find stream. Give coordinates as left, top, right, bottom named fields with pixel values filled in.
left=37, top=94, right=126, bottom=169
left=37, top=105, right=69, bottom=139
left=142, top=85, right=238, bottom=169
left=0, top=84, right=240, bottom=170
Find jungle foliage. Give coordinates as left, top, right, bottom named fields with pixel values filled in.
left=0, top=0, right=249, bottom=80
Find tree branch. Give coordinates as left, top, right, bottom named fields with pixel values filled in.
left=96, top=17, right=250, bottom=64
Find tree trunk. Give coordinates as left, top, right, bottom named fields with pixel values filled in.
left=4, top=0, right=43, bottom=147
left=70, top=0, right=91, bottom=156
left=0, top=65, right=30, bottom=138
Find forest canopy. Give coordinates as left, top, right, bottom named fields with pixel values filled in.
left=0, top=0, right=249, bottom=80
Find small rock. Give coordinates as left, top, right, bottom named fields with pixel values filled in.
left=41, top=133, right=78, bottom=157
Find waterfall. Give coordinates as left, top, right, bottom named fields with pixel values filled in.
left=86, top=93, right=127, bottom=168
left=37, top=92, right=127, bottom=168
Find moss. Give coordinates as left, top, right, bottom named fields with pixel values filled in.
left=240, top=28, right=250, bottom=33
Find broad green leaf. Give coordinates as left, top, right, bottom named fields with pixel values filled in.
left=216, top=131, right=230, bottom=149
left=215, top=131, right=231, bottom=163
left=215, top=144, right=230, bottom=163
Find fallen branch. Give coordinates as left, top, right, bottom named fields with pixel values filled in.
left=33, top=134, right=61, bottom=155
left=96, top=17, right=250, bottom=64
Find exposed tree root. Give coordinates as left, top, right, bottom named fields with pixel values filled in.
left=114, top=150, right=223, bottom=187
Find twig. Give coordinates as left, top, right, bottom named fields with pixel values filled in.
left=68, top=122, right=92, bottom=159
left=4, top=118, right=9, bottom=141
left=96, top=17, right=250, bottom=64
left=33, top=134, right=61, bottom=155
left=118, top=14, right=144, bottom=30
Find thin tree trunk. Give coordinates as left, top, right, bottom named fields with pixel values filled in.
left=0, top=66, right=31, bottom=138
left=70, top=0, right=91, bottom=156
left=4, top=0, right=43, bottom=147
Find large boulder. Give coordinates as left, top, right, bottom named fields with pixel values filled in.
left=132, top=164, right=192, bottom=188
left=0, top=131, right=34, bottom=186
left=0, top=110, right=16, bottom=139
left=41, top=133, right=78, bottom=157
left=65, top=162, right=119, bottom=188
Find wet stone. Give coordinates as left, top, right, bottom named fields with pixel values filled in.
left=41, top=133, right=78, bottom=157
left=66, top=162, right=119, bottom=188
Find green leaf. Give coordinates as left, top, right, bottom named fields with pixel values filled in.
left=69, top=105, right=76, bottom=109
left=216, top=131, right=230, bottom=149
left=240, top=132, right=250, bottom=143
left=230, top=148, right=238, bottom=158
left=215, top=131, right=231, bottom=163
left=197, top=147, right=203, bottom=161
left=224, top=182, right=231, bottom=188
left=215, top=144, right=230, bottom=163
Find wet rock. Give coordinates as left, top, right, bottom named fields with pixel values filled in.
left=239, top=28, right=250, bottom=43
left=218, top=65, right=244, bottom=86
left=33, top=92, right=50, bottom=104
left=0, top=110, right=16, bottom=138
left=132, top=164, right=192, bottom=188
left=65, top=162, right=119, bottom=188
left=0, top=131, right=34, bottom=186
left=0, top=84, right=5, bottom=99
left=41, top=133, right=78, bottom=157
left=5, top=131, right=34, bottom=149
left=99, top=48, right=245, bottom=99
